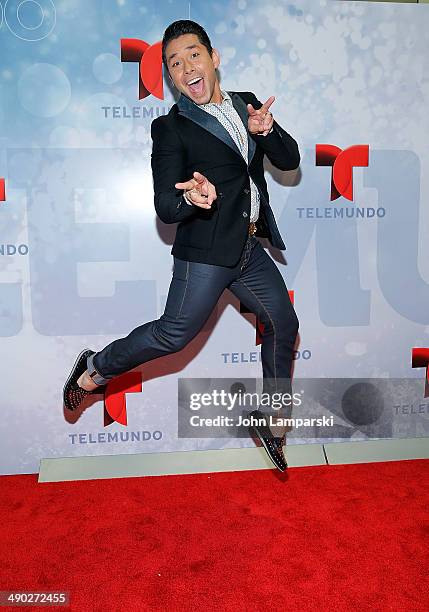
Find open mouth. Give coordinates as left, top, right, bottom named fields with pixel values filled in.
left=187, top=76, right=204, bottom=96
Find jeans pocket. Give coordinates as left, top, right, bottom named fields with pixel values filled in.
left=173, top=258, right=189, bottom=281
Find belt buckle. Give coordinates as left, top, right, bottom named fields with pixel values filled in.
left=248, top=221, right=257, bottom=236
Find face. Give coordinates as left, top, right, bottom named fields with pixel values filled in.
left=165, top=33, right=221, bottom=104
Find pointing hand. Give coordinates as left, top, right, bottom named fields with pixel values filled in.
left=247, top=95, right=275, bottom=136
left=175, top=171, right=217, bottom=209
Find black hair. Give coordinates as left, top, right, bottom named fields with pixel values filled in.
left=162, top=19, right=213, bottom=68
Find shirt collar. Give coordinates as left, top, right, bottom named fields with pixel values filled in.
left=200, top=89, right=231, bottom=109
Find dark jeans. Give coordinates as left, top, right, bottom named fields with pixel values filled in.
left=87, top=235, right=299, bottom=435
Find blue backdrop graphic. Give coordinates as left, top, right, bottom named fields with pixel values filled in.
left=0, top=0, right=428, bottom=474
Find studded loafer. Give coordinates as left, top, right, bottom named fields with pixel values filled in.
left=63, top=349, right=106, bottom=411
left=248, top=409, right=288, bottom=472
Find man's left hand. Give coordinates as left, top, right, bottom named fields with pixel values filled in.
left=247, top=95, right=275, bottom=136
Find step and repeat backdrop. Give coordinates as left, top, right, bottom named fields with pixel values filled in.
left=1, top=0, right=428, bottom=474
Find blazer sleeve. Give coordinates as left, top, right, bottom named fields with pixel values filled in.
left=247, top=92, right=301, bottom=171
left=150, top=117, right=199, bottom=224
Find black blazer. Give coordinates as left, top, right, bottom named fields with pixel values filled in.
left=150, top=90, right=300, bottom=267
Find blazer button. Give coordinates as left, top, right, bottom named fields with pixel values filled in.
left=243, top=188, right=250, bottom=194
left=242, top=211, right=248, bottom=218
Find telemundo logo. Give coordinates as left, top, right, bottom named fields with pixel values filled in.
left=0, top=243, right=29, bottom=256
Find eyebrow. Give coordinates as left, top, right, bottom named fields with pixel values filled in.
left=168, top=44, right=199, bottom=63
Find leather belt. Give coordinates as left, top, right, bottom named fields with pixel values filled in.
left=248, top=221, right=257, bottom=236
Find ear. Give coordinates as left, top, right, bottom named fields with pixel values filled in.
left=211, top=48, right=220, bottom=70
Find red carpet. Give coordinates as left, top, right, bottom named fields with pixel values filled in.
left=1, top=460, right=428, bottom=611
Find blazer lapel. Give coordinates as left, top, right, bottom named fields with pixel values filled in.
left=176, top=93, right=242, bottom=158
left=228, top=91, right=256, bottom=166
left=176, top=92, right=255, bottom=165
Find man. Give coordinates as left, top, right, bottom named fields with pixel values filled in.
left=63, top=20, right=300, bottom=472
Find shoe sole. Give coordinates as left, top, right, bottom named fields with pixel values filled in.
left=250, top=421, right=287, bottom=472
left=63, top=348, right=93, bottom=411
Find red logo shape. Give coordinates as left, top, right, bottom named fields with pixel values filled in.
left=316, top=144, right=369, bottom=201
left=411, top=348, right=429, bottom=398
left=103, top=371, right=143, bottom=427
left=121, top=38, right=163, bottom=100
left=0, top=179, right=5, bottom=202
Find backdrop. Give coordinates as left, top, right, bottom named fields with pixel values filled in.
left=1, top=0, right=428, bottom=475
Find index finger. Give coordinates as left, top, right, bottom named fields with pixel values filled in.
left=260, top=95, right=275, bottom=113
left=175, top=180, right=196, bottom=190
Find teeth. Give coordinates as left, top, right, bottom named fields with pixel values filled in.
left=188, top=77, right=202, bottom=85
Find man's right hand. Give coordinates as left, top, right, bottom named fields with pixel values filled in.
left=175, top=171, right=217, bottom=209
